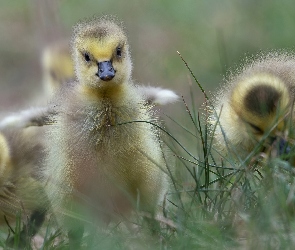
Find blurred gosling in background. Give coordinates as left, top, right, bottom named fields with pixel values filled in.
left=41, top=41, right=75, bottom=99
left=0, top=41, right=73, bottom=130
left=0, top=129, right=48, bottom=247
left=210, top=52, right=295, bottom=161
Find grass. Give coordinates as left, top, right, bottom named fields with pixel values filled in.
left=2, top=54, right=295, bottom=250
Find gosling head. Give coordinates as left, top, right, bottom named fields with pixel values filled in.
left=231, top=73, right=291, bottom=147
left=42, top=41, right=75, bottom=96
left=72, top=16, right=132, bottom=89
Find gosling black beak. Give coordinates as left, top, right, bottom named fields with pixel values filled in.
left=96, top=61, right=115, bottom=81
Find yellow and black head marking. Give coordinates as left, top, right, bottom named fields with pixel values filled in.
left=72, top=16, right=132, bottom=89
left=211, top=52, right=295, bottom=158
left=230, top=73, right=290, bottom=141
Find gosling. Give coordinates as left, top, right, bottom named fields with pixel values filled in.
left=43, top=16, right=168, bottom=244
left=0, top=129, right=48, bottom=247
left=41, top=41, right=75, bottom=99
left=210, top=52, right=295, bottom=160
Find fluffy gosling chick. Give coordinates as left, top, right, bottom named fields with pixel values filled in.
left=44, top=16, right=167, bottom=242
left=42, top=41, right=75, bottom=98
left=210, top=53, right=295, bottom=159
left=0, top=129, right=48, bottom=246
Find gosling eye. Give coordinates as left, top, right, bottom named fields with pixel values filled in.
left=116, top=47, right=122, bottom=57
left=248, top=123, right=264, bottom=135
left=84, top=52, right=91, bottom=62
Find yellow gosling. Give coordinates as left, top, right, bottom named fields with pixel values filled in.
left=210, top=53, right=295, bottom=160
left=43, top=16, right=168, bottom=245
left=41, top=41, right=75, bottom=98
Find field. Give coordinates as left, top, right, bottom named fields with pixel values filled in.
left=1, top=1, right=295, bottom=249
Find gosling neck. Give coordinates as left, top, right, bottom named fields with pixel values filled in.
left=77, top=82, right=131, bottom=103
